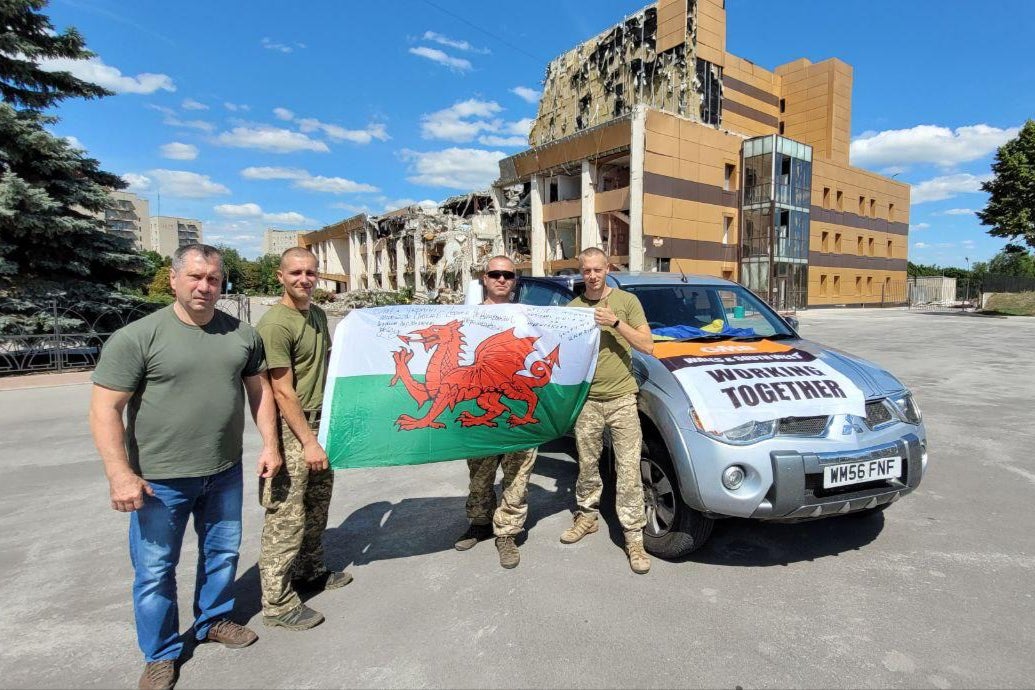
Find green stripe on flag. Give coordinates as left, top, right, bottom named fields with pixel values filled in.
left=325, top=375, right=590, bottom=468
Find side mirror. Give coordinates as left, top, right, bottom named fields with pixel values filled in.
left=784, top=315, right=800, bottom=331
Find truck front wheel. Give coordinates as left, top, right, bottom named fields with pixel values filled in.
left=641, top=435, right=714, bottom=559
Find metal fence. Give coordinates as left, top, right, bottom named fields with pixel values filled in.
left=0, top=295, right=251, bottom=376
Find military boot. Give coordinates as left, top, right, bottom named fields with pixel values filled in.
left=262, top=603, right=325, bottom=631
left=625, top=540, right=651, bottom=574
left=293, top=570, right=353, bottom=592
left=495, top=536, right=520, bottom=569
left=560, top=514, right=598, bottom=544
left=454, top=522, right=492, bottom=551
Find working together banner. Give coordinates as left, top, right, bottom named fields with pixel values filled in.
left=318, top=304, right=600, bottom=469
left=654, top=339, right=866, bottom=433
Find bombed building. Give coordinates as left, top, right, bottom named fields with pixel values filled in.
left=302, top=0, right=909, bottom=309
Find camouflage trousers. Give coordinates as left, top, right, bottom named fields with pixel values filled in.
left=573, top=394, right=647, bottom=540
left=466, top=447, right=538, bottom=537
left=258, top=417, right=334, bottom=616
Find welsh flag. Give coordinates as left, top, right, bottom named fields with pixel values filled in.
left=317, top=304, right=600, bottom=469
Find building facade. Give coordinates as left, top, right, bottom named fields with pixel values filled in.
left=299, top=195, right=501, bottom=295
left=100, top=190, right=151, bottom=251
left=494, top=0, right=909, bottom=308
left=262, top=229, right=303, bottom=257
left=149, top=216, right=202, bottom=259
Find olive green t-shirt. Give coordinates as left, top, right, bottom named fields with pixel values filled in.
left=92, top=306, right=266, bottom=480
left=256, top=303, right=330, bottom=411
left=568, top=288, right=647, bottom=401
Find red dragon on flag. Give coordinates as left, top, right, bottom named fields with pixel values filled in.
left=389, top=319, right=560, bottom=431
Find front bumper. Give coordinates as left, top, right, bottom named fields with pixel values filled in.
left=748, top=434, right=925, bottom=520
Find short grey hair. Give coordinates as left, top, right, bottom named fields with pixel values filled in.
left=172, top=244, right=223, bottom=273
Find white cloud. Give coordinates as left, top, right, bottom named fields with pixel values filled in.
left=63, top=135, right=83, bottom=150
left=911, top=173, right=991, bottom=204
left=330, top=202, right=375, bottom=215
left=421, top=99, right=502, bottom=142
left=961, top=240, right=977, bottom=248
left=122, top=173, right=152, bottom=193
left=914, top=242, right=929, bottom=249
left=215, top=203, right=263, bottom=217
left=215, top=125, right=329, bottom=153
left=910, top=222, right=931, bottom=232
left=159, top=142, right=198, bottom=160
left=850, top=124, right=1020, bottom=169
left=240, top=167, right=379, bottom=194
left=478, top=135, right=527, bottom=147
left=261, top=37, right=296, bottom=53
left=37, top=56, right=175, bottom=94
left=421, top=31, right=489, bottom=54
left=214, top=203, right=314, bottom=226
left=297, top=118, right=389, bottom=144
left=127, top=169, right=230, bottom=198
left=504, top=118, right=534, bottom=136
left=401, top=147, right=505, bottom=190
left=409, top=46, right=472, bottom=72
left=273, top=107, right=294, bottom=121
left=240, top=166, right=309, bottom=180
left=510, top=86, right=541, bottom=104
left=224, top=102, right=250, bottom=112
left=938, top=208, right=975, bottom=216
left=181, top=98, right=208, bottom=111
left=295, top=176, right=380, bottom=194
left=148, top=104, right=214, bottom=132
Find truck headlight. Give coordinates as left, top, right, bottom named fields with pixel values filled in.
left=890, top=393, right=922, bottom=424
left=692, top=410, right=777, bottom=445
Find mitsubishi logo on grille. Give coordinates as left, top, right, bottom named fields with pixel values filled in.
left=842, top=416, right=866, bottom=436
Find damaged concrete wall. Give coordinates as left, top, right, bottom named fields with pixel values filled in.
left=528, top=0, right=724, bottom=148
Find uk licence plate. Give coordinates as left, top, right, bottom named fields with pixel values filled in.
left=823, top=457, right=901, bottom=488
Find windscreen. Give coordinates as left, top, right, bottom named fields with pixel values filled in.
left=624, top=285, right=792, bottom=338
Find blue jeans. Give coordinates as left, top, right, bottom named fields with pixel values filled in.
left=128, top=462, right=243, bottom=662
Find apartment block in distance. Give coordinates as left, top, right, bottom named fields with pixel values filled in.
left=99, top=190, right=151, bottom=251
left=262, top=229, right=303, bottom=258
left=494, top=0, right=909, bottom=308
left=149, top=216, right=202, bottom=259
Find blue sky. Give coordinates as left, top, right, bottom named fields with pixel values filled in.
left=41, top=0, right=1034, bottom=263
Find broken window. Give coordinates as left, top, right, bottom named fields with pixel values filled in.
left=696, top=58, right=722, bottom=126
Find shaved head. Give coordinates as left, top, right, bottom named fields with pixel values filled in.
left=280, top=246, right=316, bottom=269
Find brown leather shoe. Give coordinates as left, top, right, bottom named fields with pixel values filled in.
left=204, top=619, right=258, bottom=649
left=625, top=540, right=651, bottom=574
left=138, top=660, right=176, bottom=690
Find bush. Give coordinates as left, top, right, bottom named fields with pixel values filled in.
left=312, top=288, right=334, bottom=304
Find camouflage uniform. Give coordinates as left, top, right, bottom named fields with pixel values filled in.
left=574, top=393, right=647, bottom=541
left=466, top=448, right=538, bottom=536
left=259, top=415, right=334, bottom=616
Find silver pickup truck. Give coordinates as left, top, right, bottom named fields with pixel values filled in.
left=507, top=272, right=928, bottom=558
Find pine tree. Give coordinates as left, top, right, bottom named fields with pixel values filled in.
left=978, top=119, right=1035, bottom=250
left=0, top=0, right=145, bottom=334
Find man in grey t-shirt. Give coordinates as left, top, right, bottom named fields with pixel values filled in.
left=89, top=244, right=281, bottom=690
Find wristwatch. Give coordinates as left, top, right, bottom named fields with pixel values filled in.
left=611, top=318, right=621, bottom=329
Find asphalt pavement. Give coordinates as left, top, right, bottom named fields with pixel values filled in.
left=0, top=307, right=1032, bottom=689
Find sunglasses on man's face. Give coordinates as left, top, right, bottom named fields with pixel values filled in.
left=486, top=270, right=516, bottom=281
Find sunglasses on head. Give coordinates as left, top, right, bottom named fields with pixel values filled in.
left=486, top=270, right=516, bottom=280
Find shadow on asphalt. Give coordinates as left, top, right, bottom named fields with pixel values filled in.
left=687, top=512, right=886, bottom=567
left=232, top=451, right=578, bottom=623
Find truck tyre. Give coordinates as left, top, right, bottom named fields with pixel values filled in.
left=641, top=435, right=713, bottom=558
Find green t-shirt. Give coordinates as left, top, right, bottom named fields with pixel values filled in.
left=568, top=288, right=647, bottom=400
left=92, top=306, right=266, bottom=480
left=256, top=303, right=330, bottom=411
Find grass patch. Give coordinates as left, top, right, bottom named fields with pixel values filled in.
left=982, top=291, right=1035, bottom=316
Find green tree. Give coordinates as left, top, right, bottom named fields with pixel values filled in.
left=0, top=0, right=144, bottom=333
left=987, top=243, right=1035, bottom=277
left=147, top=266, right=173, bottom=297
left=978, top=119, right=1035, bottom=249
left=215, top=245, right=249, bottom=293
left=251, top=254, right=281, bottom=295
